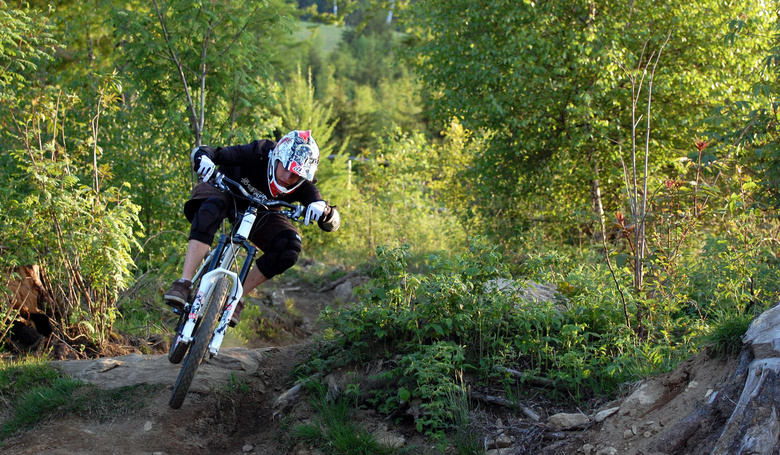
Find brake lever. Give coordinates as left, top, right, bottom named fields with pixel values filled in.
left=213, top=173, right=227, bottom=190
left=290, top=205, right=304, bottom=220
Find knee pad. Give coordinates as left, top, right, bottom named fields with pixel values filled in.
left=256, top=231, right=302, bottom=279
left=189, top=197, right=227, bottom=244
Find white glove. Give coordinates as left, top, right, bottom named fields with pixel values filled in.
left=304, top=201, right=327, bottom=226
left=196, top=155, right=215, bottom=183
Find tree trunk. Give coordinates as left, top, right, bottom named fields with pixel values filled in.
left=386, top=0, right=395, bottom=24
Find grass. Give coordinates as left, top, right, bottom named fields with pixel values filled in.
left=292, top=20, right=409, bottom=57
left=1, top=376, right=83, bottom=439
left=0, top=359, right=159, bottom=442
left=706, top=313, right=753, bottom=358
left=292, top=381, right=399, bottom=455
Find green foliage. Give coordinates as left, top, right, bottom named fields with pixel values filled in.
left=0, top=1, right=54, bottom=93
left=5, top=3, right=780, bottom=436
left=447, top=384, right=481, bottom=455
left=310, top=228, right=778, bottom=433
left=278, top=65, right=339, bottom=147
left=313, top=241, right=652, bottom=433
left=313, top=14, right=424, bottom=154
left=294, top=21, right=347, bottom=55
left=111, top=0, right=291, bottom=144
left=102, top=0, right=298, bottom=269
left=307, top=127, right=466, bottom=265
left=684, top=213, right=780, bottom=318
left=0, top=2, right=55, bottom=173
left=0, top=358, right=159, bottom=440
left=0, top=359, right=81, bottom=439
left=225, top=304, right=262, bottom=345
left=274, top=64, right=354, bottom=256
left=399, top=342, right=466, bottom=435
left=113, top=275, right=171, bottom=342
left=405, top=0, right=772, bottom=245
left=709, top=18, right=780, bottom=207
left=220, top=372, right=251, bottom=396
left=0, top=359, right=63, bottom=398
left=706, top=313, right=753, bottom=358
left=299, top=0, right=360, bottom=26
left=0, top=79, right=142, bottom=348
left=292, top=381, right=397, bottom=455
left=1, top=378, right=83, bottom=440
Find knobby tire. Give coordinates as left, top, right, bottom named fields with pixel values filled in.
left=169, top=249, right=220, bottom=365
left=168, top=276, right=231, bottom=409
left=167, top=311, right=189, bottom=364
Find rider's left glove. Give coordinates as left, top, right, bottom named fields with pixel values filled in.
left=304, top=201, right=327, bottom=226
left=196, top=155, right=216, bottom=183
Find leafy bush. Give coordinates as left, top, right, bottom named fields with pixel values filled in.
left=0, top=82, right=142, bottom=350
left=398, top=341, right=466, bottom=434
left=309, top=128, right=467, bottom=266
left=311, top=240, right=657, bottom=435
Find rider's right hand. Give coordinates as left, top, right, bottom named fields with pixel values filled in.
left=196, top=155, right=216, bottom=183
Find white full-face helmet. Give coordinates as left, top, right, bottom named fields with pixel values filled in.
left=267, top=130, right=320, bottom=197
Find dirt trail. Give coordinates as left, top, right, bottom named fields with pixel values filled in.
left=1, top=276, right=339, bottom=455
left=1, top=344, right=311, bottom=455
left=0, top=274, right=755, bottom=455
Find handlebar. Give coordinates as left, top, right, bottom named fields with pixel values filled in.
left=210, top=172, right=304, bottom=221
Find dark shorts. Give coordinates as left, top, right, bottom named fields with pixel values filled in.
left=184, top=182, right=298, bottom=257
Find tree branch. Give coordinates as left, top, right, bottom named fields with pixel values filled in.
left=152, top=0, right=201, bottom=144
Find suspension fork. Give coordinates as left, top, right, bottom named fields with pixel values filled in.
left=208, top=235, right=229, bottom=271
left=238, top=239, right=257, bottom=284
left=207, top=238, right=257, bottom=356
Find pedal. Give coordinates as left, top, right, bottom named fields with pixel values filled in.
left=171, top=304, right=189, bottom=316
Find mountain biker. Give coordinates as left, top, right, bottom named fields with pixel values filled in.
left=164, top=130, right=340, bottom=326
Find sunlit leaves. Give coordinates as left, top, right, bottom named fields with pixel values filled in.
left=0, top=2, right=54, bottom=89
left=111, top=0, right=291, bottom=145
left=405, top=0, right=772, bottom=243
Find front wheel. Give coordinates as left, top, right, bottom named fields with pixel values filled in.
left=168, top=276, right=230, bottom=409
left=167, top=311, right=190, bottom=365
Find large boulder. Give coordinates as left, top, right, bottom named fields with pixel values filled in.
left=709, top=303, right=780, bottom=454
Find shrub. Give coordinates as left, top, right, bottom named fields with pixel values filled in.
left=0, top=81, right=141, bottom=350
left=312, top=240, right=654, bottom=434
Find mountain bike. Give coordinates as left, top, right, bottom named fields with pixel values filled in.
left=167, top=172, right=304, bottom=409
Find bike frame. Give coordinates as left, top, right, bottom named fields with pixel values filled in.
left=180, top=202, right=260, bottom=356
left=168, top=172, right=303, bottom=409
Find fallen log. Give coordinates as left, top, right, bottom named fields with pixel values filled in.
left=469, top=390, right=540, bottom=422
left=647, top=402, right=713, bottom=453
left=317, top=270, right=361, bottom=293
left=494, top=365, right=565, bottom=390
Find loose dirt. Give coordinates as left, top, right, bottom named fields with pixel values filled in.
left=0, top=273, right=747, bottom=455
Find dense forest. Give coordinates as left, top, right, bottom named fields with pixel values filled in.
left=2, top=0, right=780, bottom=442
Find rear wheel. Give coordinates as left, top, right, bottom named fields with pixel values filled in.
left=168, top=276, right=230, bottom=409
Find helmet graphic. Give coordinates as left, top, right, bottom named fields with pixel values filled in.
left=267, top=130, right=320, bottom=197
